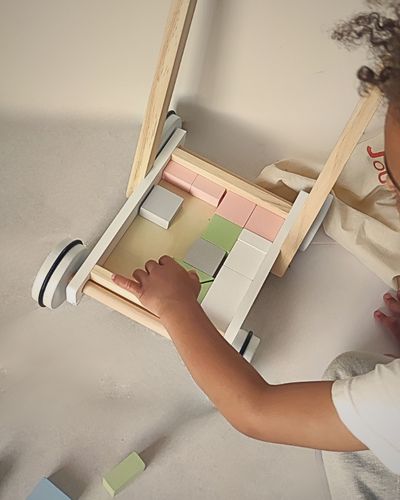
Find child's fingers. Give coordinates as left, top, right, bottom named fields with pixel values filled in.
left=145, top=259, right=159, bottom=273
left=374, top=310, right=399, bottom=337
left=383, top=293, right=400, bottom=316
left=112, top=274, right=142, bottom=297
left=132, top=269, right=148, bottom=284
left=188, top=270, right=200, bottom=283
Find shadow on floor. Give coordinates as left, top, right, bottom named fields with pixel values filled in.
left=49, top=463, right=87, bottom=499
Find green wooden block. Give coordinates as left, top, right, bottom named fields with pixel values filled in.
left=102, top=451, right=145, bottom=497
left=198, top=281, right=213, bottom=303
left=202, top=215, right=242, bottom=252
left=175, top=259, right=213, bottom=284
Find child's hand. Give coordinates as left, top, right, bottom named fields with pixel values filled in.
left=112, top=255, right=201, bottom=318
left=374, top=290, right=400, bottom=343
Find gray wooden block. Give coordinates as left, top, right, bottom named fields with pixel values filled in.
left=184, top=238, right=226, bottom=276
left=140, top=185, right=183, bottom=229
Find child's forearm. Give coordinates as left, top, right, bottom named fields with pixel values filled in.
left=160, top=299, right=270, bottom=434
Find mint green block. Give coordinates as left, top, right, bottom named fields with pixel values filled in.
left=202, top=215, right=242, bottom=252
left=175, top=259, right=214, bottom=284
left=102, top=451, right=145, bottom=497
left=198, top=281, right=213, bottom=303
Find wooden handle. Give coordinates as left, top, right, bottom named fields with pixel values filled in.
left=126, top=0, right=197, bottom=197
left=272, top=88, right=381, bottom=277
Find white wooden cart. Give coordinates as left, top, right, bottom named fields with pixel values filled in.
left=32, top=0, right=380, bottom=362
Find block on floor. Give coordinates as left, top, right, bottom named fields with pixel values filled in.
left=103, top=451, right=145, bottom=497
left=140, top=185, right=183, bottom=229
left=238, top=228, right=272, bottom=253
left=175, top=259, right=214, bottom=284
left=27, top=478, right=70, bottom=500
left=245, top=206, right=284, bottom=241
left=184, top=239, right=226, bottom=277
left=198, top=281, right=213, bottom=303
left=162, top=160, right=197, bottom=192
left=224, top=239, right=265, bottom=279
left=201, top=266, right=252, bottom=332
left=190, top=175, right=226, bottom=207
left=216, top=191, right=255, bottom=227
left=202, top=215, right=242, bottom=253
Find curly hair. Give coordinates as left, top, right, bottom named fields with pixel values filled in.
left=332, top=0, right=400, bottom=110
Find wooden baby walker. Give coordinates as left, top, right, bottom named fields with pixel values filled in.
left=32, top=0, right=381, bottom=363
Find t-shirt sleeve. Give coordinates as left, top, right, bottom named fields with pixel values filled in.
left=331, top=358, right=400, bottom=475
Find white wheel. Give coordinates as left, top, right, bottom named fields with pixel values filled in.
left=32, top=239, right=88, bottom=309
left=299, top=193, right=333, bottom=251
left=231, top=329, right=260, bottom=363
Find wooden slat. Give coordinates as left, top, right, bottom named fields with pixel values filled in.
left=66, top=128, right=186, bottom=306
left=83, top=281, right=170, bottom=339
left=126, top=0, right=197, bottom=197
left=90, top=265, right=143, bottom=307
left=172, top=148, right=292, bottom=218
left=272, top=88, right=381, bottom=277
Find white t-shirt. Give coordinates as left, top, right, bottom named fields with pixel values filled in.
left=332, top=357, right=400, bottom=474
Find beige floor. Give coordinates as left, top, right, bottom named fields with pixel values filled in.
left=0, top=115, right=397, bottom=500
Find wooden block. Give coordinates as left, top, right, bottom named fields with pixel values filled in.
left=202, top=215, right=241, bottom=253
left=140, top=185, right=183, bottom=229
left=238, top=228, right=272, bottom=253
left=162, top=160, right=197, bottom=192
left=224, top=191, right=309, bottom=344
left=27, top=478, right=70, bottom=500
left=103, top=451, right=145, bottom=497
left=175, top=259, right=214, bottom=284
left=245, top=206, right=284, bottom=242
left=216, top=191, right=256, bottom=227
left=184, top=239, right=226, bottom=277
left=224, top=240, right=265, bottom=280
left=201, top=266, right=251, bottom=332
left=190, top=175, right=226, bottom=206
left=198, top=281, right=213, bottom=303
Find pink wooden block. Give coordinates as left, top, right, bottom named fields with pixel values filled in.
left=162, top=160, right=197, bottom=192
left=190, top=175, right=226, bottom=207
left=245, top=206, right=285, bottom=241
left=215, top=192, right=256, bottom=227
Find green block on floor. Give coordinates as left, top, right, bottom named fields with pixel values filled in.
left=202, top=215, right=242, bottom=252
left=102, top=451, right=145, bottom=497
left=198, top=281, right=213, bottom=303
left=175, top=259, right=214, bottom=284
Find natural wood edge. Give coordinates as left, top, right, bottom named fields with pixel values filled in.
left=126, top=0, right=197, bottom=197
left=272, top=88, right=382, bottom=277
left=172, top=148, right=292, bottom=218
left=83, top=281, right=170, bottom=339
left=90, top=265, right=143, bottom=307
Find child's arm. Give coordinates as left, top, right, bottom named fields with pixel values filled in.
left=112, top=256, right=366, bottom=452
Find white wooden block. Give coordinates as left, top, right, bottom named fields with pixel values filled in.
left=201, top=266, right=251, bottom=332
left=140, top=185, right=183, bottom=229
left=224, top=191, right=309, bottom=343
left=238, top=228, right=272, bottom=253
left=66, top=128, right=186, bottom=305
left=184, top=239, right=226, bottom=277
left=224, top=240, right=265, bottom=279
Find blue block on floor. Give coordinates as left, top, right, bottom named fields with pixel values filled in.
left=27, top=478, right=71, bottom=500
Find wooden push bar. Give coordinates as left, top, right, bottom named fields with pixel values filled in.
left=272, top=88, right=381, bottom=277
left=126, top=0, right=197, bottom=197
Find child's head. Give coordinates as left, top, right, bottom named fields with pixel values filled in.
left=333, top=0, right=400, bottom=207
